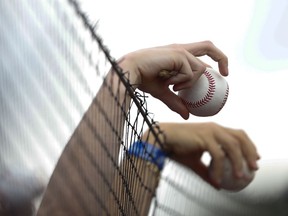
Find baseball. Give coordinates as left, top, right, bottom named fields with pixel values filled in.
left=210, top=157, right=255, bottom=192
left=178, top=67, right=229, bottom=117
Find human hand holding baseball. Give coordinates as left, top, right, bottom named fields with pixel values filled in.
left=118, top=41, right=228, bottom=119
left=119, top=42, right=259, bottom=191
left=149, top=122, right=260, bottom=190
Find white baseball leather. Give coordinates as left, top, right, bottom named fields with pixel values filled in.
left=178, top=67, right=229, bottom=117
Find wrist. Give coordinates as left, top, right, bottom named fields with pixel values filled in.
left=128, top=141, right=167, bottom=171
left=141, top=123, right=176, bottom=154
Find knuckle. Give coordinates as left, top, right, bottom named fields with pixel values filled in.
left=206, top=122, right=220, bottom=129
left=201, top=40, right=215, bottom=49
left=169, top=43, right=186, bottom=53
left=199, top=64, right=206, bottom=73
left=214, top=150, right=225, bottom=161
left=186, top=72, right=194, bottom=81
left=169, top=43, right=181, bottom=49
left=236, top=129, right=247, bottom=137
left=231, top=140, right=241, bottom=149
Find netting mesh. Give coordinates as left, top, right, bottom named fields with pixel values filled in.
left=34, top=1, right=167, bottom=215
left=1, top=0, right=166, bottom=215
left=1, top=1, right=288, bottom=216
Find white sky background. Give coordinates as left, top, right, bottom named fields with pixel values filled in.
left=80, top=0, right=288, bottom=161
left=1, top=2, right=287, bottom=211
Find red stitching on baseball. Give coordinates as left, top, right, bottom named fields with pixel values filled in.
left=183, top=70, right=216, bottom=108
left=215, top=84, right=229, bottom=114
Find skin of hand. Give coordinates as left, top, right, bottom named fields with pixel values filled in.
left=118, top=41, right=229, bottom=120
left=117, top=41, right=258, bottom=189
left=144, top=122, right=261, bottom=189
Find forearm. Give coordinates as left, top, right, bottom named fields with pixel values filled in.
left=110, top=156, right=161, bottom=215
left=37, top=68, right=135, bottom=215
left=37, top=40, right=234, bottom=215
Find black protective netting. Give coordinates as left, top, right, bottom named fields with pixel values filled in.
left=0, top=0, right=168, bottom=215
left=1, top=1, right=287, bottom=216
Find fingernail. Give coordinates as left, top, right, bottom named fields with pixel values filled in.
left=181, top=113, right=189, bottom=120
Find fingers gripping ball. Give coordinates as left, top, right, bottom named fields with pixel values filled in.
left=210, top=157, right=255, bottom=192
left=178, top=68, right=229, bottom=117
